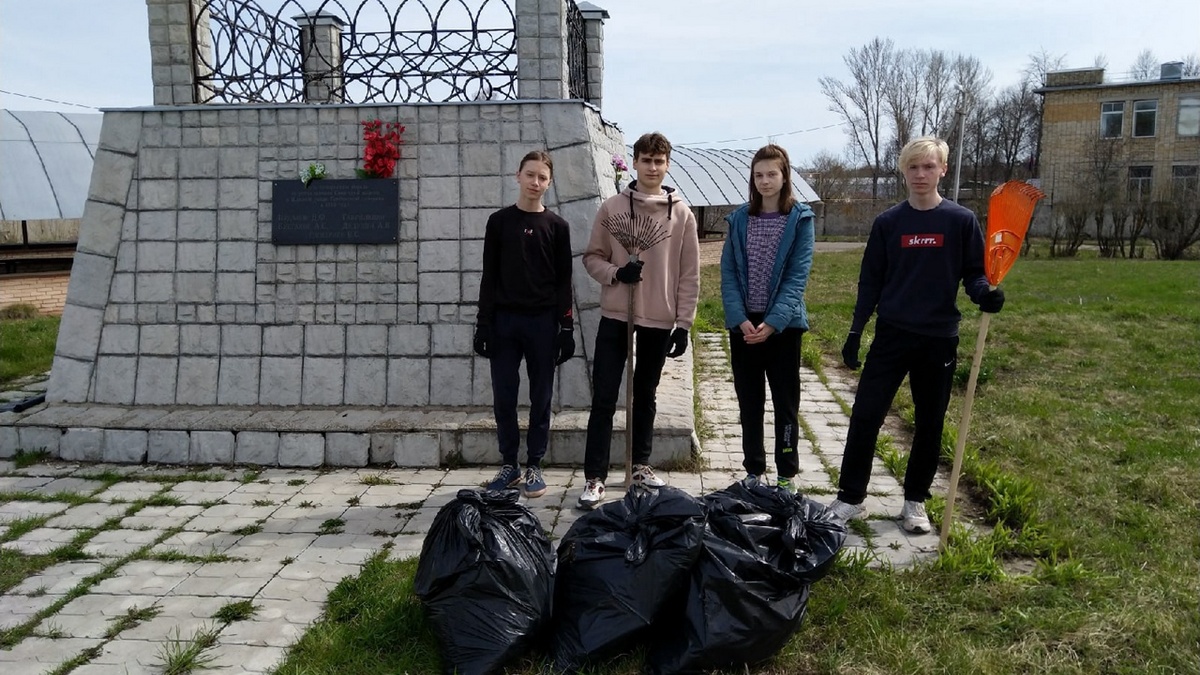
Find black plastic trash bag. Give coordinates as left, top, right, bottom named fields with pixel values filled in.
left=413, top=488, right=554, bottom=675
left=646, top=478, right=847, bottom=674
left=551, top=485, right=706, bottom=673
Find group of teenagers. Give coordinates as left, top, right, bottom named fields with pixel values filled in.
left=473, top=131, right=1005, bottom=534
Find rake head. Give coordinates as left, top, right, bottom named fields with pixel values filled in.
left=985, top=181, right=1045, bottom=286
left=602, top=212, right=670, bottom=258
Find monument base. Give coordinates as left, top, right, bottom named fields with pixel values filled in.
left=0, top=352, right=698, bottom=469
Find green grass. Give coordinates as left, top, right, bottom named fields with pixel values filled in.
left=11, top=449, right=51, bottom=469
left=0, top=313, right=59, bottom=384
left=789, top=250, right=1200, bottom=671
left=265, top=251, right=1198, bottom=674
left=156, top=626, right=220, bottom=674
left=213, top=600, right=258, bottom=624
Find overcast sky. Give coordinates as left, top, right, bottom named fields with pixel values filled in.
left=1, top=0, right=1197, bottom=166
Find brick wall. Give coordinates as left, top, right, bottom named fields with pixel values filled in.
left=47, top=102, right=625, bottom=410
left=0, top=273, right=70, bottom=315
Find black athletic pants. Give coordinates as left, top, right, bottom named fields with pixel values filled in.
left=584, top=316, right=672, bottom=482
left=836, top=320, right=958, bottom=504
left=490, top=309, right=557, bottom=468
left=729, top=318, right=804, bottom=479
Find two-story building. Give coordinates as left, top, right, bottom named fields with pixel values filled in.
left=1037, top=62, right=1200, bottom=206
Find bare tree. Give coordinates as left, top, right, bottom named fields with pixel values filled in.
left=1130, top=49, right=1158, bottom=80
left=1023, top=49, right=1066, bottom=177
left=988, top=82, right=1039, bottom=181
left=883, top=48, right=928, bottom=155
left=1022, top=48, right=1067, bottom=88
left=820, top=37, right=894, bottom=198
left=804, top=150, right=855, bottom=202
left=1092, top=54, right=1109, bottom=70
left=921, top=50, right=955, bottom=135
left=1182, top=53, right=1200, bottom=77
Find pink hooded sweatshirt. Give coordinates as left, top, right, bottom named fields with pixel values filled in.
left=582, top=184, right=700, bottom=330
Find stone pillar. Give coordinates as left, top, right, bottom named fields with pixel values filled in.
left=146, top=0, right=214, bottom=105
left=516, top=0, right=569, bottom=99
left=293, top=11, right=346, bottom=103
left=578, top=2, right=608, bottom=110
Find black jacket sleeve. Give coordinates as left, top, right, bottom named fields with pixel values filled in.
left=477, top=213, right=501, bottom=326
left=850, top=217, right=886, bottom=333
left=554, top=218, right=574, bottom=330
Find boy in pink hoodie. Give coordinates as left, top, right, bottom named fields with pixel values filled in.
left=577, top=132, right=701, bottom=510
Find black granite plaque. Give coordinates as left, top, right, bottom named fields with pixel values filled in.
left=271, top=179, right=399, bottom=245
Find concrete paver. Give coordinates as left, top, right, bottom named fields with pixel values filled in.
left=0, top=333, right=937, bottom=671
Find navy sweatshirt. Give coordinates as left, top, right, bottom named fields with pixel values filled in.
left=477, top=205, right=574, bottom=329
left=850, top=199, right=989, bottom=338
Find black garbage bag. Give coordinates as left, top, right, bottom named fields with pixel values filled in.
left=413, top=488, right=554, bottom=675
left=551, top=485, right=706, bottom=673
left=646, top=478, right=848, bottom=674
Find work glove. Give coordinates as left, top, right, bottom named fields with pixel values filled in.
left=979, top=287, right=1005, bottom=314
left=555, top=329, right=576, bottom=366
left=841, top=331, right=862, bottom=369
left=614, top=260, right=644, bottom=284
left=473, top=325, right=492, bottom=359
left=665, top=327, right=689, bottom=358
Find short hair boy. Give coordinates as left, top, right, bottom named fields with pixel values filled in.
left=576, top=132, right=701, bottom=509
left=475, top=150, right=575, bottom=498
left=827, top=136, right=1005, bottom=533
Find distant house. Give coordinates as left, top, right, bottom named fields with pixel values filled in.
left=621, top=146, right=820, bottom=238
left=0, top=110, right=101, bottom=314
left=1036, top=63, right=1200, bottom=205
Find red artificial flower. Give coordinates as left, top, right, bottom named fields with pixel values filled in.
left=357, top=119, right=405, bottom=179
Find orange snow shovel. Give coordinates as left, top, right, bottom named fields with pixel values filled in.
left=939, top=181, right=1044, bottom=550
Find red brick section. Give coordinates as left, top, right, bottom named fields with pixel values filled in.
left=0, top=272, right=70, bottom=315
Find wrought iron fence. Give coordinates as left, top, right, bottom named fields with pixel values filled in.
left=192, top=0, right=521, bottom=103
left=566, top=0, right=589, bottom=101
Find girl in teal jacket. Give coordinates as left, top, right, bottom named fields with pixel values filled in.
left=720, top=144, right=816, bottom=490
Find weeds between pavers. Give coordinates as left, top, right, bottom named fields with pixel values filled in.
left=213, top=600, right=259, bottom=624
left=157, top=625, right=220, bottom=675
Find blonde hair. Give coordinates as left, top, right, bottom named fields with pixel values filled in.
left=898, top=136, right=949, bottom=171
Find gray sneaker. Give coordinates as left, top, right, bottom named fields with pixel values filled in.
left=900, top=500, right=931, bottom=534
left=826, top=499, right=865, bottom=522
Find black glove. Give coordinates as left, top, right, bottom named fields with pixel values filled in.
left=614, top=260, right=644, bottom=284
left=555, top=329, right=575, bottom=366
left=666, top=327, right=689, bottom=358
left=473, top=325, right=491, bottom=358
left=841, top=331, right=862, bottom=369
left=979, top=287, right=1005, bottom=314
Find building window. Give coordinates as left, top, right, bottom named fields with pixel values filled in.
left=1173, top=165, right=1198, bottom=198
left=1100, top=101, right=1124, bottom=137
left=1132, top=100, right=1157, bottom=137
left=1179, top=97, right=1200, bottom=137
left=1128, top=166, right=1153, bottom=201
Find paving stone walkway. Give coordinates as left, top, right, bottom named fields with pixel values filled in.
left=0, top=335, right=934, bottom=673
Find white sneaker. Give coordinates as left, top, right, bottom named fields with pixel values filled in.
left=826, top=499, right=865, bottom=522
left=900, top=500, right=931, bottom=534
left=631, top=464, right=666, bottom=488
left=577, top=478, right=605, bottom=510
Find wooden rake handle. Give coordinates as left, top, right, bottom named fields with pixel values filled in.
left=939, top=310, right=991, bottom=550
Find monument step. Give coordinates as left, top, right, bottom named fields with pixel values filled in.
left=0, top=404, right=695, bottom=469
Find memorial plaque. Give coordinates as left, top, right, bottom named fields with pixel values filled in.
left=271, top=179, right=399, bottom=245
